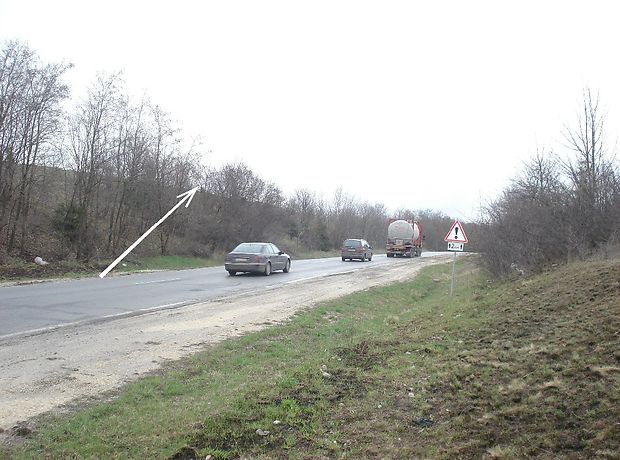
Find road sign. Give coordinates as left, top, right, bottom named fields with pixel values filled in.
left=444, top=220, right=469, bottom=243
left=447, top=242, right=464, bottom=251
left=444, top=220, right=469, bottom=297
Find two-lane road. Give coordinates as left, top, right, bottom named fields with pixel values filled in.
left=0, top=253, right=447, bottom=338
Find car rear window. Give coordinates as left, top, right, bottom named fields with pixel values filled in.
left=344, top=239, right=362, bottom=248
left=233, top=243, right=265, bottom=253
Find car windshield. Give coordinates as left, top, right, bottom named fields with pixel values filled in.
left=232, top=243, right=265, bottom=253
left=344, top=239, right=361, bottom=248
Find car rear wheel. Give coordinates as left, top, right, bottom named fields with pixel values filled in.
left=283, top=259, right=291, bottom=273
left=227, top=270, right=237, bottom=276
left=360, top=255, right=366, bottom=262
left=264, top=262, right=272, bottom=276
left=342, top=257, right=346, bottom=262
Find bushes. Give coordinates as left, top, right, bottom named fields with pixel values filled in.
left=479, top=91, right=620, bottom=276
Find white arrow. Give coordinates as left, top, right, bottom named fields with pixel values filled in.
left=99, top=186, right=199, bottom=278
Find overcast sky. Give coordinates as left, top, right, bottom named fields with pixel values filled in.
left=2, top=1, right=619, bottom=221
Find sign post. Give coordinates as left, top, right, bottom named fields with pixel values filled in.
left=450, top=251, right=457, bottom=296
left=444, top=220, right=469, bottom=296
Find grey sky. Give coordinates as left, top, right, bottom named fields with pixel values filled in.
left=1, top=0, right=619, bottom=220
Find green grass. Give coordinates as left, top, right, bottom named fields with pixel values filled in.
left=5, top=257, right=620, bottom=459
left=0, top=257, right=100, bottom=281
left=116, top=255, right=223, bottom=272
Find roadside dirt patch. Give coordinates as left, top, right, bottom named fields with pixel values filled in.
left=0, top=256, right=449, bottom=432
left=336, top=339, right=398, bottom=370
left=0, top=259, right=103, bottom=282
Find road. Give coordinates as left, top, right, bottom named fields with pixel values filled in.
left=0, top=252, right=454, bottom=429
left=0, top=253, right=446, bottom=339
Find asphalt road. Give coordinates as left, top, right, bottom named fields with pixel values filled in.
left=0, top=252, right=448, bottom=339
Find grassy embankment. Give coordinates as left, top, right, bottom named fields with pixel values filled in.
left=5, top=257, right=619, bottom=459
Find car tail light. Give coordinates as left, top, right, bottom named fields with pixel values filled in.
left=253, top=255, right=261, bottom=263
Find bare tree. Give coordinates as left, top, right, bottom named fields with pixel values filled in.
left=480, top=90, right=620, bottom=276
left=104, top=96, right=150, bottom=254
left=201, top=163, right=284, bottom=251
left=0, top=41, right=70, bottom=254
left=287, top=189, right=317, bottom=249
left=562, top=88, right=619, bottom=251
left=65, top=73, right=122, bottom=260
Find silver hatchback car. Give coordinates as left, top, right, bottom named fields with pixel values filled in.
left=225, top=242, right=291, bottom=276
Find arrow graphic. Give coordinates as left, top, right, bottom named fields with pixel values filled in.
left=99, top=186, right=199, bottom=278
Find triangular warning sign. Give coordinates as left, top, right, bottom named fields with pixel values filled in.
left=444, top=220, right=469, bottom=243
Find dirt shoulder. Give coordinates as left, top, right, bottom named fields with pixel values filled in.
left=0, top=255, right=449, bottom=431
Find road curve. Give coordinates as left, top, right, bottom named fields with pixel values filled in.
left=0, top=252, right=455, bottom=429
left=0, top=253, right=449, bottom=339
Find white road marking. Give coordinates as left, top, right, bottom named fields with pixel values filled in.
left=0, top=300, right=194, bottom=341
left=285, top=275, right=326, bottom=284
left=134, top=278, right=182, bottom=285
left=133, top=300, right=189, bottom=313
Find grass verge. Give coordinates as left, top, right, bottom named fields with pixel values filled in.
left=116, top=255, right=223, bottom=272
left=0, top=255, right=222, bottom=282
left=4, top=257, right=619, bottom=459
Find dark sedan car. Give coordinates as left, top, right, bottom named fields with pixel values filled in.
left=225, top=242, right=291, bottom=276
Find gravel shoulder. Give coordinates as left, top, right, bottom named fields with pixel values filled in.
left=0, top=255, right=449, bottom=432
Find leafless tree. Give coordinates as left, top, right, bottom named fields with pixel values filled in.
left=104, top=96, right=149, bottom=254
left=200, top=163, right=284, bottom=251
left=287, top=189, right=317, bottom=249
left=0, top=41, right=70, bottom=254
left=65, top=73, right=122, bottom=260
left=480, top=90, right=620, bottom=276
left=561, top=88, right=619, bottom=251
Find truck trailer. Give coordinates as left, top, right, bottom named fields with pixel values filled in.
left=386, top=219, right=423, bottom=258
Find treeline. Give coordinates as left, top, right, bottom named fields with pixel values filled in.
left=0, top=41, right=461, bottom=263
left=479, top=89, right=620, bottom=276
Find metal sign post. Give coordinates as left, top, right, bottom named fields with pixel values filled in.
left=444, top=220, right=469, bottom=297
left=450, top=251, right=457, bottom=296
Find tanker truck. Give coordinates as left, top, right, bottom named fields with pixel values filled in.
left=386, top=219, right=423, bottom=258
